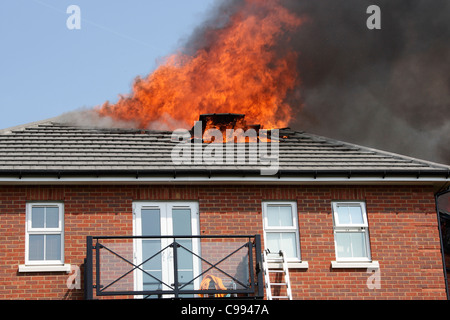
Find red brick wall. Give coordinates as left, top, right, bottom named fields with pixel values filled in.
left=0, top=184, right=446, bottom=299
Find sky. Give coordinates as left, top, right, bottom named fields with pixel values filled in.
left=0, top=0, right=449, bottom=165
left=0, top=0, right=216, bottom=129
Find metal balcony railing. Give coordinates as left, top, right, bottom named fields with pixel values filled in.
left=84, top=235, right=264, bottom=299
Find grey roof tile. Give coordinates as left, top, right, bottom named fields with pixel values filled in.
left=0, top=121, right=448, bottom=176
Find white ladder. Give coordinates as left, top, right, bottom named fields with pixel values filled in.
left=262, top=249, right=292, bottom=300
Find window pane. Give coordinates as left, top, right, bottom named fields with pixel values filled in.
left=336, top=206, right=350, bottom=225
left=31, top=207, right=45, bottom=228
left=46, top=207, right=59, bottom=228
left=172, top=208, right=192, bottom=235
left=266, top=233, right=279, bottom=256
left=350, top=232, right=366, bottom=257
left=336, top=232, right=367, bottom=259
left=348, top=206, right=364, bottom=224
left=142, top=240, right=162, bottom=270
left=335, top=232, right=351, bottom=258
left=178, top=270, right=194, bottom=287
left=178, top=270, right=195, bottom=297
left=141, top=209, right=160, bottom=236
left=267, top=206, right=278, bottom=226
left=280, top=233, right=297, bottom=258
left=177, top=239, right=193, bottom=270
left=336, top=205, right=364, bottom=225
left=279, top=206, right=293, bottom=226
left=267, top=205, right=293, bottom=227
left=143, top=270, right=163, bottom=293
left=45, top=234, right=61, bottom=261
left=29, top=234, right=44, bottom=260
left=266, top=232, right=297, bottom=259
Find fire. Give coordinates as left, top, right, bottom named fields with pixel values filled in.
left=196, top=113, right=267, bottom=143
left=96, top=0, right=303, bottom=130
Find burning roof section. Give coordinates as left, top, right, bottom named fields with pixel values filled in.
left=0, top=114, right=449, bottom=182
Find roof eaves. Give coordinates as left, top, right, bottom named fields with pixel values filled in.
left=0, top=168, right=449, bottom=180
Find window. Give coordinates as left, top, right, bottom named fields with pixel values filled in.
left=25, top=203, right=64, bottom=266
left=332, top=201, right=371, bottom=262
left=262, top=201, right=301, bottom=262
left=133, top=201, right=201, bottom=297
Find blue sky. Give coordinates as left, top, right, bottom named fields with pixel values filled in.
left=0, top=0, right=216, bottom=129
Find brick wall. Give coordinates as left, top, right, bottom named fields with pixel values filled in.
left=0, top=184, right=446, bottom=299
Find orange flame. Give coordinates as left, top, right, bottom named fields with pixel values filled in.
left=199, top=114, right=264, bottom=143
left=97, top=0, right=303, bottom=130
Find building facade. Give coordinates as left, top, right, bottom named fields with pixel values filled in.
left=0, top=117, right=449, bottom=299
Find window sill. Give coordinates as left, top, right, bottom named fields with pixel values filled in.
left=18, top=264, right=71, bottom=273
left=268, top=261, right=309, bottom=269
left=331, top=261, right=379, bottom=269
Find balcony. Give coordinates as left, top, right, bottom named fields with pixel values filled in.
left=84, top=235, right=264, bottom=299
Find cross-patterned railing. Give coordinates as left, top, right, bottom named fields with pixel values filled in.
left=84, top=235, right=264, bottom=299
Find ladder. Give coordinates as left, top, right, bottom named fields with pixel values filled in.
left=262, top=249, right=292, bottom=300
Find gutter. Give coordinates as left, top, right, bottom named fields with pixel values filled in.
left=0, top=168, right=449, bottom=184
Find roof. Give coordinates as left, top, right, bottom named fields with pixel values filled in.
left=0, top=119, right=449, bottom=183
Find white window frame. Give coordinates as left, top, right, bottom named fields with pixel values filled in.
left=262, top=201, right=301, bottom=263
left=24, top=202, right=65, bottom=266
left=332, top=201, right=372, bottom=263
left=133, top=201, right=201, bottom=298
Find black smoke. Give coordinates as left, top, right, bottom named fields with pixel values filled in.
left=184, top=0, right=450, bottom=164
